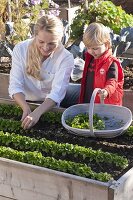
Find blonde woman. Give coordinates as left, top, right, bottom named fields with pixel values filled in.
left=9, top=15, right=74, bottom=129
left=79, top=22, right=124, bottom=105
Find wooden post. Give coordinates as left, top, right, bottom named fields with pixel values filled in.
left=15, top=0, right=19, bottom=20
left=68, top=0, right=71, bottom=9
left=7, top=0, right=12, bottom=22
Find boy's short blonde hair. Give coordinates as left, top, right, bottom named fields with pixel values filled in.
left=83, top=22, right=112, bottom=48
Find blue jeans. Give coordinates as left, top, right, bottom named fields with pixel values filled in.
left=27, top=83, right=81, bottom=108
left=60, top=83, right=81, bottom=108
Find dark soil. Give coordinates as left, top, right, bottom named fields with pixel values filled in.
left=21, top=121, right=133, bottom=180
left=123, top=65, right=133, bottom=90
left=33, top=121, right=133, bottom=181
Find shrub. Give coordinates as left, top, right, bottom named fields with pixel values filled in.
left=70, top=0, right=133, bottom=40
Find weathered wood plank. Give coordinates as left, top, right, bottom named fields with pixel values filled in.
left=0, top=196, right=16, bottom=200
left=0, top=157, right=109, bottom=200
left=123, top=90, right=133, bottom=113
left=0, top=73, right=9, bottom=99
left=109, top=167, right=133, bottom=200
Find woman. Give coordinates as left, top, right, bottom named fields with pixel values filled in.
left=9, top=15, right=74, bottom=129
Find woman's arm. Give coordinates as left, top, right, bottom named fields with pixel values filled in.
left=46, top=53, right=74, bottom=105
left=13, top=93, right=31, bottom=121
left=9, top=42, right=27, bottom=99
left=14, top=93, right=56, bottom=129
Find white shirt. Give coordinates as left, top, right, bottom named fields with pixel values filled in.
left=8, top=39, right=74, bottom=105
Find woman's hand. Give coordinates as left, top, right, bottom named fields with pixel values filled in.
left=21, top=109, right=41, bottom=129
left=13, top=93, right=32, bottom=122
left=21, top=98, right=56, bottom=129
left=21, top=105, right=31, bottom=121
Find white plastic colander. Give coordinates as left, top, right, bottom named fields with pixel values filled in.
left=61, top=88, right=132, bottom=138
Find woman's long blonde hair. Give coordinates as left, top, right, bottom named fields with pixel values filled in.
left=83, top=22, right=112, bottom=49
left=26, top=15, right=64, bottom=80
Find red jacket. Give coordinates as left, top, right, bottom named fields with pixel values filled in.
left=79, top=49, right=124, bottom=105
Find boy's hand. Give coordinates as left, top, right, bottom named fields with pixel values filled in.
left=99, top=89, right=108, bottom=100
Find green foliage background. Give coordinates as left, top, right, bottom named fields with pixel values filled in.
left=70, top=0, right=133, bottom=40
left=3, top=0, right=49, bottom=44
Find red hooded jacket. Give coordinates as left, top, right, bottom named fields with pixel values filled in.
left=79, top=49, right=124, bottom=105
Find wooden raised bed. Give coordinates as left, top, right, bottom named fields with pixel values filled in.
left=0, top=73, right=132, bottom=200
left=0, top=157, right=132, bottom=200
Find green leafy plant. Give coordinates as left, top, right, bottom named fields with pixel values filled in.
left=0, top=145, right=112, bottom=182
left=70, top=0, right=133, bottom=40
left=0, top=103, right=61, bottom=123
left=126, top=126, right=133, bottom=136
left=66, top=113, right=105, bottom=130
left=0, top=131, right=128, bottom=168
left=0, top=0, right=7, bottom=40
left=6, top=0, right=49, bottom=45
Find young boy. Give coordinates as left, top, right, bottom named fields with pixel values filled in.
left=79, top=22, right=124, bottom=105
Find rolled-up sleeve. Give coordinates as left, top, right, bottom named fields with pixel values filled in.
left=8, top=44, right=25, bottom=98
left=46, top=53, right=74, bottom=105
